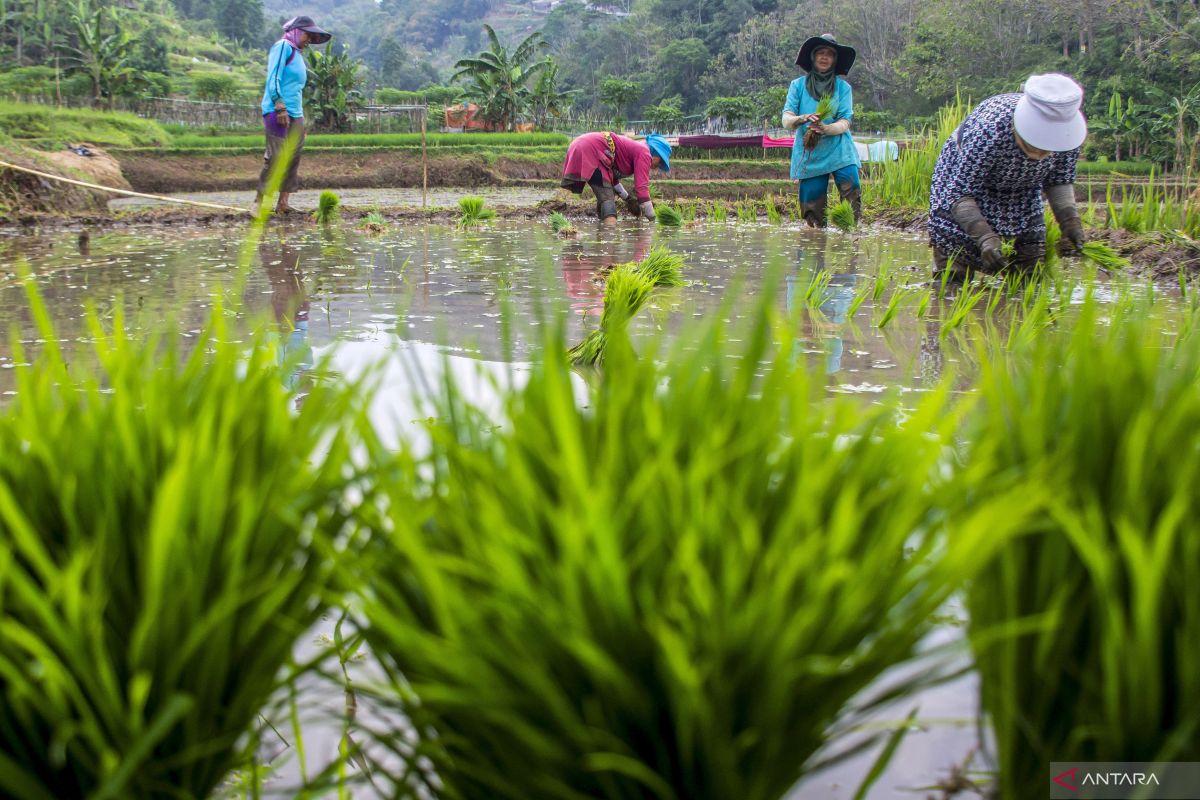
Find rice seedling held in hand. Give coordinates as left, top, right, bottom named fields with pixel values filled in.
left=656, top=204, right=684, bottom=227
left=954, top=297, right=1200, bottom=799
left=350, top=293, right=967, bottom=800
left=828, top=199, right=856, bottom=232
left=803, top=94, right=836, bottom=150
left=567, top=263, right=656, bottom=366
left=549, top=211, right=577, bottom=237
left=1081, top=240, right=1131, bottom=270
left=314, top=190, right=341, bottom=224
left=631, top=246, right=685, bottom=287
left=0, top=283, right=365, bottom=800
left=458, top=195, right=497, bottom=227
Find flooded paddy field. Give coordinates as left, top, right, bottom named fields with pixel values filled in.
left=0, top=217, right=1188, bottom=800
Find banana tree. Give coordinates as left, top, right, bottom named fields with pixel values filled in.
left=529, top=62, right=577, bottom=130
left=452, top=24, right=549, bottom=131
left=60, top=0, right=133, bottom=108
left=303, top=42, right=365, bottom=131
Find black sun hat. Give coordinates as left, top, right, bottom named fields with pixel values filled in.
left=795, top=34, right=856, bottom=75
left=284, top=15, right=332, bottom=45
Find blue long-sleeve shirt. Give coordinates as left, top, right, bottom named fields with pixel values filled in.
left=783, top=77, right=859, bottom=180
left=260, top=40, right=307, bottom=118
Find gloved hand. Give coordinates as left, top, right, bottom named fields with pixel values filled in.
left=1058, top=216, right=1086, bottom=254
left=640, top=201, right=656, bottom=221
left=613, top=183, right=629, bottom=200
left=979, top=234, right=1006, bottom=271
left=624, top=194, right=641, bottom=216
left=950, top=196, right=1005, bottom=271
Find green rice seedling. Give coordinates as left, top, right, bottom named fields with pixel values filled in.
left=1043, top=210, right=1061, bottom=263
left=1081, top=240, right=1131, bottom=270
left=656, top=204, right=684, bottom=227
left=999, top=238, right=1016, bottom=260
left=764, top=194, right=782, bottom=224
left=915, top=288, right=932, bottom=318
left=458, top=195, right=497, bottom=227
left=677, top=199, right=699, bottom=222
left=549, top=211, right=577, bottom=237
left=828, top=199, right=856, bottom=232
left=800, top=269, right=833, bottom=310
left=737, top=201, right=758, bottom=223
left=631, top=246, right=686, bottom=287
left=709, top=200, right=728, bottom=222
left=877, top=286, right=914, bottom=328
left=941, top=282, right=988, bottom=334
left=349, top=292, right=968, bottom=800
left=802, top=95, right=837, bottom=150
left=314, top=190, right=341, bottom=224
left=847, top=278, right=874, bottom=317
left=953, top=298, right=1200, bottom=800
left=871, top=260, right=893, bottom=302
left=567, top=264, right=656, bottom=366
left=0, top=283, right=364, bottom=800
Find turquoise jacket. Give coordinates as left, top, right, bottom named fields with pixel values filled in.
left=783, top=77, right=859, bottom=180
left=260, top=40, right=307, bottom=118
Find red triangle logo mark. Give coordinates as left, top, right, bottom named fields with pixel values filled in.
left=1053, top=768, right=1079, bottom=792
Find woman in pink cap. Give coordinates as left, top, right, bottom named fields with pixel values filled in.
left=561, top=132, right=671, bottom=225
left=928, top=73, right=1089, bottom=281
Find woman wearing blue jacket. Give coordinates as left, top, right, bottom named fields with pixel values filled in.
left=254, top=16, right=331, bottom=216
left=781, top=34, right=861, bottom=228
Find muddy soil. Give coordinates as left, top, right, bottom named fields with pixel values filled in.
left=0, top=144, right=125, bottom=220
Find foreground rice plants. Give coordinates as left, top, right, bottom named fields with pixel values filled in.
left=0, top=287, right=364, bottom=799
left=567, top=263, right=656, bottom=366
left=957, top=298, right=1200, bottom=799
left=351, top=304, right=969, bottom=800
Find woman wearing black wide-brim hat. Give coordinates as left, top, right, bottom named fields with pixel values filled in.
left=781, top=34, right=861, bottom=228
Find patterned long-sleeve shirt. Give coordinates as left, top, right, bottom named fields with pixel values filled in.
left=928, top=93, right=1078, bottom=256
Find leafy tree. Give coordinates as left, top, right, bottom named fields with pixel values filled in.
left=215, top=0, right=264, bottom=48
left=304, top=41, right=366, bottom=130
left=599, top=76, right=641, bottom=122
left=705, top=95, right=756, bottom=125
left=644, top=95, right=684, bottom=130
left=451, top=24, right=548, bottom=131
left=656, top=37, right=708, bottom=110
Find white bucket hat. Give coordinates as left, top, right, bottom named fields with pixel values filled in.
left=1013, top=73, right=1087, bottom=152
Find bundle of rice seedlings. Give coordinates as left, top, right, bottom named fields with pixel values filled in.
left=656, top=204, right=684, bottom=227
left=999, top=239, right=1016, bottom=260
left=631, top=246, right=685, bottom=287
left=549, top=211, right=577, bottom=237
left=803, top=94, right=836, bottom=150
left=360, top=210, right=387, bottom=233
left=458, top=195, right=497, bottom=227
left=313, top=190, right=341, bottom=224
left=1081, top=240, right=1131, bottom=270
left=827, top=199, right=856, bottom=232
left=567, top=264, right=656, bottom=366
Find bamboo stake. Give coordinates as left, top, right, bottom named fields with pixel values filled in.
left=421, top=106, right=428, bottom=209
left=0, top=159, right=246, bottom=212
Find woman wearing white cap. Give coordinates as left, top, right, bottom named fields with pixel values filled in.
left=928, top=73, right=1088, bottom=280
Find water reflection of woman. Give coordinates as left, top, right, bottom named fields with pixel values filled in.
left=786, top=232, right=860, bottom=375
left=260, top=237, right=314, bottom=390
left=560, top=228, right=653, bottom=316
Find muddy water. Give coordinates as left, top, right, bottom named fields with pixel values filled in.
left=0, top=219, right=1175, bottom=798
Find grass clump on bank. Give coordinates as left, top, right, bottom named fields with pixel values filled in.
left=0, top=284, right=363, bottom=800
left=351, top=298, right=966, bottom=800
left=0, top=103, right=171, bottom=149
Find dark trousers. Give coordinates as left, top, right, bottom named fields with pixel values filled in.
left=257, top=117, right=306, bottom=195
